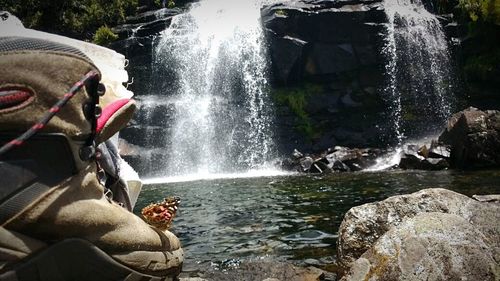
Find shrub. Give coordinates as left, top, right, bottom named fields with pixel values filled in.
left=2, top=0, right=138, bottom=40
left=275, top=9, right=287, bottom=17
left=458, top=0, right=500, bottom=24
left=93, top=25, right=119, bottom=45
left=273, top=83, right=323, bottom=139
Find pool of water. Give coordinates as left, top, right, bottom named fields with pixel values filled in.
left=135, top=169, right=500, bottom=273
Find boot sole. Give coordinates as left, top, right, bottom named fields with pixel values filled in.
left=0, top=238, right=182, bottom=281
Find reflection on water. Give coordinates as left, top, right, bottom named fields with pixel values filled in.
left=135, top=169, right=500, bottom=272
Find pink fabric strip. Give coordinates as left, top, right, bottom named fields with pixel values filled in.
left=96, top=99, right=131, bottom=133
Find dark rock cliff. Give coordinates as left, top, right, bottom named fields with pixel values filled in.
left=261, top=0, right=390, bottom=153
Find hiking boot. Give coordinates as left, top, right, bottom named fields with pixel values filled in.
left=0, top=36, right=183, bottom=280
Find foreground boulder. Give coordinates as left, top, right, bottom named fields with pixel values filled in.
left=439, top=107, right=500, bottom=168
left=341, top=212, right=499, bottom=281
left=337, top=188, right=500, bottom=272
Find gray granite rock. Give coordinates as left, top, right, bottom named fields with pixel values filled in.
left=337, top=188, right=500, bottom=269
left=341, top=212, right=500, bottom=281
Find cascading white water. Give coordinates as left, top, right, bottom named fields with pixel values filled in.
left=382, top=0, right=455, bottom=143
left=152, top=0, right=276, bottom=177
left=369, top=0, right=456, bottom=171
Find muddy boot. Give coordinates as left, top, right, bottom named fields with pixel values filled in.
left=0, top=37, right=183, bottom=280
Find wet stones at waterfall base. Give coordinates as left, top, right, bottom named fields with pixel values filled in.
left=281, top=107, right=500, bottom=173
left=398, top=142, right=450, bottom=170
left=282, top=144, right=452, bottom=173
left=337, top=188, right=500, bottom=281
left=281, top=147, right=384, bottom=173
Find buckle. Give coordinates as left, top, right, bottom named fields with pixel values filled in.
left=103, top=188, right=113, bottom=202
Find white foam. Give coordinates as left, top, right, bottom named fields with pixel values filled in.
left=366, top=134, right=442, bottom=171
left=143, top=168, right=293, bottom=184
left=365, top=148, right=402, bottom=171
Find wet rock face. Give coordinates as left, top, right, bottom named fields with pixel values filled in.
left=262, top=0, right=390, bottom=152
left=336, top=188, right=500, bottom=270
left=261, top=0, right=386, bottom=85
left=110, top=8, right=182, bottom=98
left=439, top=107, right=500, bottom=168
left=340, top=212, right=499, bottom=281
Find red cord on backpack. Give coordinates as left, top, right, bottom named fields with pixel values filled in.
left=0, top=71, right=100, bottom=156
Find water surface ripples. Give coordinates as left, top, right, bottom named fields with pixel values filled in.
left=136, top=169, right=500, bottom=271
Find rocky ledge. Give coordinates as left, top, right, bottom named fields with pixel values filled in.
left=109, top=7, right=183, bottom=100
left=399, top=107, right=500, bottom=170
left=337, top=188, right=500, bottom=280
left=282, top=107, right=500, bottom=173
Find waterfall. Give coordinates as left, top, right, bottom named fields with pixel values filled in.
left=146, top=0, right=276, bottom=178
left=367, top=0, right=456, bottom=171
left=382, top=0, right=455, bottom=143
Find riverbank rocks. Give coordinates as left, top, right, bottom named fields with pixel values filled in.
left=438, top=107, right=500, bottom=168
left=337, top=188, right=500, bottom=280
left=281, top=146, right=384, bottom=173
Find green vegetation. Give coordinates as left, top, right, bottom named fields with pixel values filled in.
left=273, top=83, right=323, bottom=139
left=2, top=0, right=138, bottom=42
left=275, top=9, right=288, bottom=17
left=437, top=0, right=499, bottom=103
left=402, top=109, right=417, bottom=122
left=93, top=25, right=119, bottom=45
left=463, top=49, right=500, bottom=81
left=458, top=0, right=500, bottom=24
left=152, top=0, right=177, bottom=8
left=153, top=0, right=162, bottom=8
left=456, top=0, right=500, bottom=86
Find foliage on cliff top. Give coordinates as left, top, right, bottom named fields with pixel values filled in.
left=456, top=0, right=500, bottom=84
left=93, top=25, right=119, bottom=45
left=2, top=0, right=138, bottom=41
left=437, top=0, right=499, bottom=89
left=458, top=0, right=500, bottom=24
